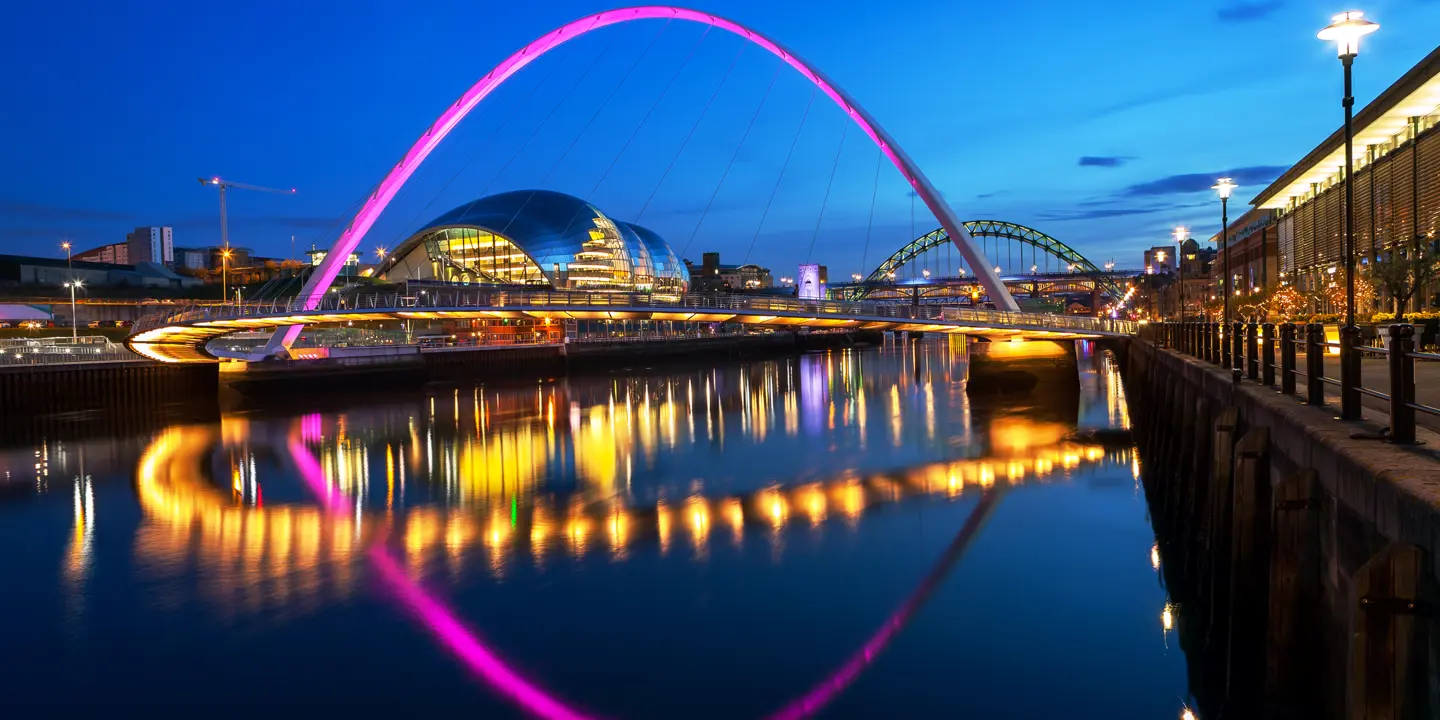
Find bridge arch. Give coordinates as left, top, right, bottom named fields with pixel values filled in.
left=266, top=5, right=1017, bottom=355
left=860, top=221, right=1122, bottom=300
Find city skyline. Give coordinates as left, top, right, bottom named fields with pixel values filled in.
left=3, top=0, right=1438, bottom=275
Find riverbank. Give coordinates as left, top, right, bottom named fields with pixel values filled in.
left=1122, top=337, right=1440, bottom=719
left=1, top=331, right=885, bottom=419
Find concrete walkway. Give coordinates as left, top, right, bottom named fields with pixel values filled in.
left=1317, top=356, right=1440, bottom=434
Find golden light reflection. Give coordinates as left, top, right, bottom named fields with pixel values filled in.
left=685, top=495, right=710, bottom=553
left=1151, top=543, right=1161, bottom=571
left=131, top=411, right=1130, bottom=601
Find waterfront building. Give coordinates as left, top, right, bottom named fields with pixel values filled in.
left=1207, top=208, right=1278, bottom=299
left=374, top=190, right=689, bottom=294
left=73, top=242, right=129, bottom=265
left=1251, top=45, right=1440, bottom=310
left=685, top=252, right=772, bottom=293
left=1142, top=247, right=1176, bottom=275
left=126, top=226, right=174, bottom=265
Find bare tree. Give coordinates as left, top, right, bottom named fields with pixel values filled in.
left=1369, top=248, right=1440, bottom=323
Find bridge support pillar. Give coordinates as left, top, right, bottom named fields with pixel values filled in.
left=964, top=338, right=1078, bottom=398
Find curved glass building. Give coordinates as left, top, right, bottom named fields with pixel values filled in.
left=375, top=190, right=688, bottom=293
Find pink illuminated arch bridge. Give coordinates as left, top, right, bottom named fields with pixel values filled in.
left=263, top=5, right=1017, bottom=356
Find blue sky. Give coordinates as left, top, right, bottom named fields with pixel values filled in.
left=2, top=0, right=1438, bottom=277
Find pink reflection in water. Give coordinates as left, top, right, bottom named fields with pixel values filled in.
left=286, top=436, right=598, bottom=720
left=286, top=429, right=995, bottom=720
left=765, top=491, right=1001, bottom=720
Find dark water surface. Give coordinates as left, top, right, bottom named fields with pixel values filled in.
left=0, top=341, right=1188, bottom=718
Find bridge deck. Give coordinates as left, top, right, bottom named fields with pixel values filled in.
left=126, top=290, right=1136, bottom=363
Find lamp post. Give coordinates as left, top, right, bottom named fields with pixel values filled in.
left=1319, top=10, right=1378, bottom=421
left=1173, top=226, right=1190, bottom=323
left=221, top=248, right=233, bottom=306
left=65, top=280, right=82, bottom=341
left=1214, top=178, right=1237, bottom=367
left=61, top=240, right=72, bottom=275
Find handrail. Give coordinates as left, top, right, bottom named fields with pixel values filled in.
left=131, top=290, right=1138, bottom=337
left=1155, top=320, right=1440, bottom=444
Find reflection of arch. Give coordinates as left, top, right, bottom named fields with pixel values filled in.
left=267, top=5, right=1016, bottom=356
left=135, top=420, right=1120, bottom=719
left=862, top=222, right=1121, bottom=299
left=289, top=434, right=1004, bottom=720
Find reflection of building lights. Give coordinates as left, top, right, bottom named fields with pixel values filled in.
left=1162, top=603, right=1175, bottom=631
left=1181, top=708, right=1197, bottom=720
left=1151, top=543, right=1161, bottom=570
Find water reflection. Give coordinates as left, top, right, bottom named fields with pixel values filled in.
left=0, top=340, right=1170, bottom=718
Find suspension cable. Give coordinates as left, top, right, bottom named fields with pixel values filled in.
left=634, top=42, right=748, bottom=224
left=677, top=61, right=784, bottom=259
left=742, top=85, right=818, bottom=265
left=859, top=148, right=882, bottom=280
left=498, top=20, right=673, bottom=238
left=389, top=42, right=577, bottom=249
left=805, top=120, right=849, bottom=263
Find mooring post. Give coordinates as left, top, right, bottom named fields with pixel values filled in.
left=1306, top=323, right=1326, bottom=406
left=1265, top=469, right=1323, bottom=717
left=1348, top=543, right=1433, bottom=720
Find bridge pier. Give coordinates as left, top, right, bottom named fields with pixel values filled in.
left=965, top=338, right=1078, bottom=397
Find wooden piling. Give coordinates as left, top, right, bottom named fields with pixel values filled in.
left=1227, top=426, right=1272, bottom=711
left=1348, top=543, right=1433, bottom=720
left=1265, top=469, right=1323, bottom=718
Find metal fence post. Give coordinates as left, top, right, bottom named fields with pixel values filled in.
left=1210, top=322, right=1220, bottom=364
left=1221, top=320, right=1232, bottom=368
left=1233, top=321, right=1245, bottom=373
left=1262, top=322, right=1276, bottom=386
left=1306, top=323, right=1325, bottom=406
left=1388, top=324, right=1416, bottom=444
left=1247, top=321, right=1260, bottom=379
left=1340, top=323, right=1362, bottom=421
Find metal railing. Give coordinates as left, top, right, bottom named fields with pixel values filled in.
left=132, top=289, right=1138, bottom=337
left=1149, top=320, right=1440, bottom=444
left=0, top=335, right=142, bottom=366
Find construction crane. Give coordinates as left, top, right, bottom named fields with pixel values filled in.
left=199, top=177, right=296, bottom=304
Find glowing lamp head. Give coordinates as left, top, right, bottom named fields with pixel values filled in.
left=61, top=241, right=71, bottom=251
left=1173, top=226, right=1189, bottom=243
left=1318, top=11, right=1378, bottom=57
left=1213, top=177, right=1237, bottom=200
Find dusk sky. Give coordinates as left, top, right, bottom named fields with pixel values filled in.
left=4, top=0, right=1439, bottom=276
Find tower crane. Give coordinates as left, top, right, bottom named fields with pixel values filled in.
left=199, top=177, right=296, bottom=304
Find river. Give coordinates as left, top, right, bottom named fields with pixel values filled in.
left=0, top=339, right=1189, bottom=718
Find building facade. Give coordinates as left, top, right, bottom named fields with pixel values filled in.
left=1207, top=208, right=1278, bottom=299
left=374, top=190, right=689, bottom=294
left=1252, top=45, right=1440, bottom=311
left=73, top=242, right=129, bottom=265
left=126, top=226, right=174, bottom=265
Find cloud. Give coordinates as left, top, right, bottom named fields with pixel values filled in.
left=1078, top=156, right=1134, bottom=168
left=1216, top=0, right=1284, bottom=22
left=1120, top=165, right=1289, bottom=197
left=975, top=191, right=1002, bottom=199
left=1038, top=201, right=1212, bottom=222
left=0, top=200, right=134, bottom=223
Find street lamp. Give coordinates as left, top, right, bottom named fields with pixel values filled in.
left=65, top=279, right=82, bottom=341
left=1214, top=176, right=1237, bottom=330
left=1173, top=226, right=1190, bottom=322
left=61, top=240, right=72, bottom=276
left=221, top=248, right=233, bottom=305
left=1319, top=9, right=1378, bottom=421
